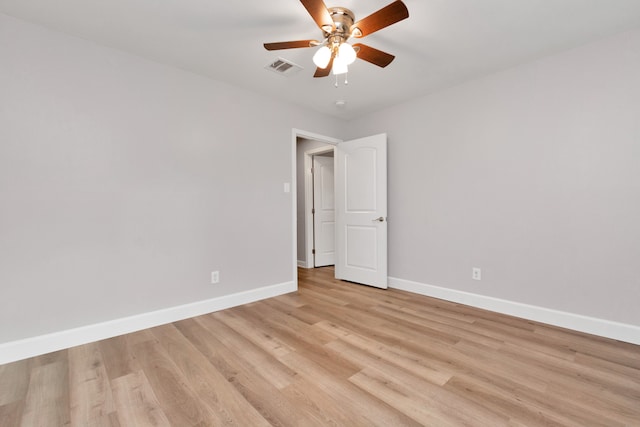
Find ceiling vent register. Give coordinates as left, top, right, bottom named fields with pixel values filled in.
left=265, top=58, right=303, bottom=75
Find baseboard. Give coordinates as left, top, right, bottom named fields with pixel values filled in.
left=388, top=277, right=640, bottom=346
left=0, top=280, right=296, bottom=365
left=297, top=260, right=315, bottom=268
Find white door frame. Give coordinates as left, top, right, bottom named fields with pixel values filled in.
left=291, top=129, right=341, bottom=287
left=305, top=146, right=335, bottom=268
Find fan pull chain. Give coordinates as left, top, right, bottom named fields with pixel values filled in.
left=334, top=73, right=349, bottom=88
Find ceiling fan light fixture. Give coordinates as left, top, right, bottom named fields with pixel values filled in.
left=338, top=42, right=357, bottom=65
left=313, top=45, right=332, bottom=68
left=332, top=56, right=348, bottom=75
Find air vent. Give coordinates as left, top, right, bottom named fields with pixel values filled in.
left=265, top=57, right=303, bottom=75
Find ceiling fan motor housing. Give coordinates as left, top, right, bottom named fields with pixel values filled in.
left=325, top=7, right=356, bottom=41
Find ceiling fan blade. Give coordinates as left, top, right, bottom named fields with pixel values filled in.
left=263, top=40, right=317, bottom=50
left=300, top=0, right=335, bottom=31
left=353, top=43, right=395, bottom=68
left=351, top=0, right=409, bottom=38
left=313, top=56, right=334, bottom=78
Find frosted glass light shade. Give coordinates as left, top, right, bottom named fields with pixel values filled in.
left=338, top=43, right=357, bottom=65
left=332, top=56, right=348, bottom=75
left=312, top=46, right=332, bottom=68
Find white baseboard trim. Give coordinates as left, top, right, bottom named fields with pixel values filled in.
left=0, top=280, right=296, bottom=365
left=297, top=260, right=315, bottom=268
left=389, top=277, right=640, bottom=346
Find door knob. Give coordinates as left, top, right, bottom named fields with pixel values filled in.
left=372, top=216, right=385, bottom=222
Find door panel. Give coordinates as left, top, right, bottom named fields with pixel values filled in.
left=336, top=134, right=387, bottom=288
left=313, top=155, right=335, bottom=267
left=345, top=226, right=378, bottom=270
left=346, top=147, right=377, bottom=211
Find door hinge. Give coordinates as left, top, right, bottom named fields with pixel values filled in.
left=312, top=249, right=316, bottom=254
left=312, top=208, right=315, bottom=214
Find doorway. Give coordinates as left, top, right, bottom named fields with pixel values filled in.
left=291, top=129, right=388, bottom=289
left=294, top=132, right=339, bottom=270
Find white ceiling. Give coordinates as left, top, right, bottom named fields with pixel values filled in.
left=2, top=0, right=640, bottom=120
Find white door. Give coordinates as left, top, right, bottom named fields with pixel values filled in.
left=335, top=134, right=387, bottom=288
left=313, top=155, right=335, bottom=266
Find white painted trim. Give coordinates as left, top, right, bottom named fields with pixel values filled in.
left=388, top=277, right=640, bottom=345
left=0, top=281, right=295, bottom=365
left=297, top=260, right=312, bottom=268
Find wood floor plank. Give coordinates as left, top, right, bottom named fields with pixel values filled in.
left=300, top=295, right=461, bottom=348
left=149, top=323, right=271, bottom=426
left=2, top=266, right=639, bottom=426
left=443, top=374, right=594, bottom=427
left=20, top=360, right=70, bottom=427
left=279, top=350, right=422, bottom=426
left=279, top=377, right=366, bottom=426
left=213, top=309, right=295, bottom=358
left=452, top=339, right=551, bottom=392
left=238, top=301, right=337, bottom=346
left=263, top=297, right=324, bottom=325
left=546, top=380, right=639, bottom=425
left=349, top=368, right=453, bottom=426
left=194, top=314, right=298, bottom=390
left=350, top=366, right=510, bottom=426
left=370, top=303, right=505, bottom=349
left=129, top=336, right=222, bottom=426
left=0, top=400, right=25, bottom=427
left=574, top=351, right=640, bottom=379
left=534, top=324, right=640, bottom=368
left=97, top=334, right=143, bottom=381
left=68, top=342, right=115, bottom=424
left=232, top=305, right=361, bottom=380
left=110, top=371, right=171, bottom=426
left=376, top=293, right=476, bottom=324
left=0, top=359, right=30, bottom=406
left=269, top=293, right=306, bottom=308
left=499, top=341, right=640, bottom=401
left=173, top=318, right=310, bottom=426
left=326, top=334, right=453, bottom=386
left=473, top=318, right=577, bottom=361
left=296, top=283, right=352, bottom=306
left=329, top=338, right=508, bottom=425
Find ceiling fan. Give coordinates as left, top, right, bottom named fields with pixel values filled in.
left=264, top=0, right=409, bottom=79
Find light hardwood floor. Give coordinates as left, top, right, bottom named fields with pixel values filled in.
left=1, top=266, right=639, bottom=426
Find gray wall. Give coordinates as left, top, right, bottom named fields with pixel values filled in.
left=344, top=29, right=640, bottom=326
left=0, top=14, right=339, bottom=343
left=2, top=12, right=639, bottom=347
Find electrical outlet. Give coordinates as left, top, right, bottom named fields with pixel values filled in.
left=472, top=267, right=481, bottom=281
left=211, top=271, right=220, bottom=284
